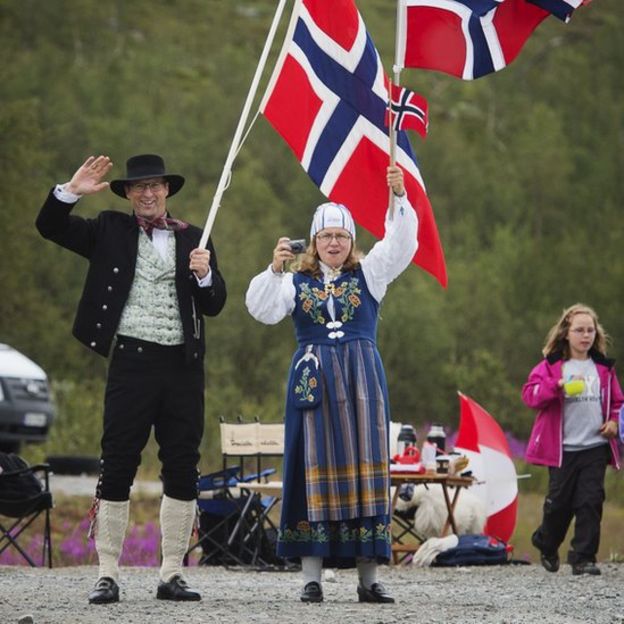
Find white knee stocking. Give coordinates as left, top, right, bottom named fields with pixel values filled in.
left=95, top=499, right=129, bottom=582
left=301, top=556, right=323, bottom=585
left=356, top=557, right=378, bottom=589
left=159, top=495, right=196, bottom=583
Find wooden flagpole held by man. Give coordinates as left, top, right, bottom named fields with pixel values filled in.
left=199, top=0, right=289, bottom=249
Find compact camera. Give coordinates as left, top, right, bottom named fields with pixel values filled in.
left=288, top=239, right=307, bottom=254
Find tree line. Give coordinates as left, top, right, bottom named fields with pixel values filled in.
left=1, top=0, right=622, bottom=470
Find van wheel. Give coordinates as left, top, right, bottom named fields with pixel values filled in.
left=46, top=455, right=101, bottom=476
left=0, top=441, right=21, bottom=454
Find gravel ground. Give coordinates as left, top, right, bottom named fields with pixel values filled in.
left=1, top=563, right=623, bottom=624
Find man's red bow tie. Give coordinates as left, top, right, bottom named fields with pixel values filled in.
left=136, top=215, right=188, bottom=236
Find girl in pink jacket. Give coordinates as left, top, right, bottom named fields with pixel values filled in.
left=522, top=303, right=622, bottom=576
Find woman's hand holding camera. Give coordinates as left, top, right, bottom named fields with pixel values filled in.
left=272, top=237, right=296, bottom=274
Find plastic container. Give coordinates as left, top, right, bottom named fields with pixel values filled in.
left=426, top=424, right=446, bottom=452
left=396, top=424, right=417, bottom=456
left=436, top=457, right=450, bottom=474
left=421, top=441, right=437, bottom=473
left=564, top=379, right=585, bottom=396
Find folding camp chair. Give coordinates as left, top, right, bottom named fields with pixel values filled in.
left=186, top=465, right=252, bottom=566
left=221, top=420, right=286, bottom=568
left=230, top=479, right=283, bottom=568
left=187, top=419, right=286, bottom=569
left=0, top=455, right=53, bottom=567
left=235, top=421, right=284, bottom=562
left=219, top=418, right=284, bottom=475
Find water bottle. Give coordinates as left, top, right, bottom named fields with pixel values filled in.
left=426, top=423, right=446, bottom=452
left=396, top=424, right=417, bottom=455
left=421, top=440, right=437, bottom=473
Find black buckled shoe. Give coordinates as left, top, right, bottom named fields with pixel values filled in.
left=572, top=561, right=601, bottom=576
left=357, top=582, right=395, bottom=604
left=300, top=581, right=324, bottom=603
left=88, top=577, right=120, bottom=604
left=156, top=575, right=201, bottom=601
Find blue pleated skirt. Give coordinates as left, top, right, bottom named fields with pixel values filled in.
left=277, top=339, right=392, bottom=567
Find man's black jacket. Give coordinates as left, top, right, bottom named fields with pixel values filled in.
left=36, top=190, right=226, bottom=363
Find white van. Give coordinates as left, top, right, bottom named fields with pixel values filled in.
left=0, top=344, right=55, bottom=453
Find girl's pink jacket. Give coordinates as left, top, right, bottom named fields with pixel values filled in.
left=521, top=351, right=622, bottom=469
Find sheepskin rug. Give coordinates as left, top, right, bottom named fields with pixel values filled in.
left=394, top=483, right=486, bottom=539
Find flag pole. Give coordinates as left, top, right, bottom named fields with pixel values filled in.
left=387, top=0, right=404, bottom=217
left=387, top=76, right=398, bottom=217
left=199, top=0, right=290, bottom=249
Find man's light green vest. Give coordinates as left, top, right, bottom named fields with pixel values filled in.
left=117, top=232, right=184, bottom=344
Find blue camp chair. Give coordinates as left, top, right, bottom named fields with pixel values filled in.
left=187, top=465, right=281, bottom=568
left=186, top=419, right=287, bottom=568
left=187, top=466, right=246, bottom=566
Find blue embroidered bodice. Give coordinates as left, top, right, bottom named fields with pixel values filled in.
left=291, top=268, right=379, bottom=347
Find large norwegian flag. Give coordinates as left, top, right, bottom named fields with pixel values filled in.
left=260, top=0, right=447, bottom=287
left=395, top=0, right=588, bottom=80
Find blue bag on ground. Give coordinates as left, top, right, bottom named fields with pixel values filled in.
left=433, top=534, right=510, bottom=566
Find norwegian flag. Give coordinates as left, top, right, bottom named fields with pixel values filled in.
left=395, top=0, right=588, bottom=80
left=385, top=84, right=429, bottom=138
left=260, top=0, right=447, bottom=287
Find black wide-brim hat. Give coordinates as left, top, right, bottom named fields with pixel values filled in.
left=110, top=154, right=185, bottom=198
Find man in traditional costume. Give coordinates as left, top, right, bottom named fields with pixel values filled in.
left=36, top=154, right=226, bottom=604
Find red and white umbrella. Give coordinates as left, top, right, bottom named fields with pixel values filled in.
left=453, top=392, right=518, bottom=543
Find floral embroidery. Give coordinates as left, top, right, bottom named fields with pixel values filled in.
left=376, top=523, right=392, bottom=543
left=334, top=277, right=361, bottom=322
left=298, top=276, right=362, bottom=325
left=279, top=520, right=391, bottom=545
left=294, top=366, right=318, bottom=403
left=298, top=283, right=326, bottom=324
left=280, top=522, right=329, bottom=544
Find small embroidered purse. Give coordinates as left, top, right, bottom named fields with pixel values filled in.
left=292, top=346, right=322, bottom=409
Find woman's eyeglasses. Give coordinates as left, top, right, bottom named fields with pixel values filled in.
left=315, top=232, right=352, bottom=243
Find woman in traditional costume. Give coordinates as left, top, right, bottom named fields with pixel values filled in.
left=245, top=166, right=417, bottom=603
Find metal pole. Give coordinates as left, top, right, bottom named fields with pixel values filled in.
left=387, top=0, right=405, bottom=216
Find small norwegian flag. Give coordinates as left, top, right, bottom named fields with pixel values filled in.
left=385, top=83, right=429, bottom=138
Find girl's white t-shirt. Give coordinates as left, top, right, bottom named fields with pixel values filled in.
left=562, top=358, right=606, bottom=451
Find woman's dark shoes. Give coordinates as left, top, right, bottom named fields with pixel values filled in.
left=156, top=575, right=201, bottom=601
left=357, top=582, right=395, bottom=603
left=88, top=577, right=120, bottom=604
left=572, top=561, right=601, bottom=576
left=540, top=552, right=560, bottom=573
left=300, top=581, right=324, bottom=603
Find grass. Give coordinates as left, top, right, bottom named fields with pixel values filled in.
left=512, top=491, right=624, bottom=564
left=2, top=489, right=623, bottom=568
